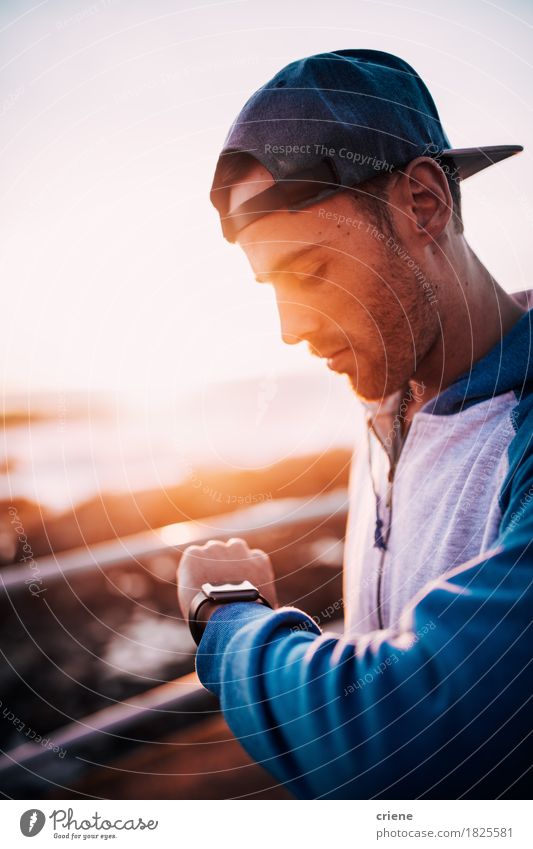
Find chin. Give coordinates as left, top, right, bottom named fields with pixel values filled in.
left=347, top=375, right=381, bottom=402
left=348, top=368, right=407, bottom=403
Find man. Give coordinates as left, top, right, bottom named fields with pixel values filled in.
left=177, top=50, right=532, bottom=798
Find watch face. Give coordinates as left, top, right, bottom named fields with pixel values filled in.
left=201, top=580, right=260, bottom=602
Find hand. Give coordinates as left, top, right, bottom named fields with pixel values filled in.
left=177, top=537, right=278, bottom=623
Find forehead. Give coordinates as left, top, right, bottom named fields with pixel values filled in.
left=235, top=188, right=368, bottom=278
left=238, top=212, right=330, bottom=279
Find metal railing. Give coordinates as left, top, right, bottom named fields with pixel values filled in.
left=1, top=489, right=348, bottom=592
left=0, top=490, right=348, bottom=797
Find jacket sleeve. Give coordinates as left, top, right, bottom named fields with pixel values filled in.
left=196, top=444, right=533, bottom=799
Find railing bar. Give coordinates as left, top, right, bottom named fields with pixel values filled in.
left=1, top=490, right=348, bottom=591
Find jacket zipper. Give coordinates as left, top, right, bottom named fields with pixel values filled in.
left=375, top=462, right=396, bottom=629
left=367, top=420, right=399, bottom=630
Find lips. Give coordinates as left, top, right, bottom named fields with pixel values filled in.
left=326, top=347, right=351, bottom=372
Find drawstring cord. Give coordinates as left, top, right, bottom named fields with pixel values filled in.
left=374, top=495, right=387, bottom=551
left=366, top=421, right=389, bottom=551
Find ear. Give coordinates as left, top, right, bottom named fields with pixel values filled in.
left=393, top=156, right=454, bottom=243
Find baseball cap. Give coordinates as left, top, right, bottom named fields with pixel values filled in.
left=210, top=49, right=523, bottom=242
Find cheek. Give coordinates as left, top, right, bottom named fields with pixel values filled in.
left=311, top=272, right=366, bottom=325
left=320, top=253, right=388, bottom=317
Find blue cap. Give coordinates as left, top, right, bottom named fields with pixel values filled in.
left=211, top=49, right=522, bottom=241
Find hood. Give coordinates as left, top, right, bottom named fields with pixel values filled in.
left=426, top=290, right=533, bottom=416
left=363, top=289, right=533, bottom=450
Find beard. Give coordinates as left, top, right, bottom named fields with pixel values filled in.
left=345, top=242, right=440, bottom=403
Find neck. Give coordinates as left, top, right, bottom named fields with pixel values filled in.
left=404, top=237, right=526, bottom=425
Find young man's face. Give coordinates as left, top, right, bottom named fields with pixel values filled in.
left=233, top=163, right=440, bottom=402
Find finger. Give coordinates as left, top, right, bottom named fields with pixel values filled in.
left=204, top=539, right=227, bottom=550
left=185, top=540, right=228, bottom=560
left=185, top=539, right=223, bottom=552
left=226, top=537, right=249, bottom=549
left=182, top=544, right=203, bottom=555
left=202, top=540, right=240, bottom=561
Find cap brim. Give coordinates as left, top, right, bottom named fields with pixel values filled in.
left=440, top=144, right=523, bottom=180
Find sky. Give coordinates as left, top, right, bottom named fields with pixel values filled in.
left=1, top=0, right=532, bottom=409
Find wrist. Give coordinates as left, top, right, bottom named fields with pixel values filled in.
left=197, top=601, right=223, bottom=627
left=188, top=580, right=273, bottom=645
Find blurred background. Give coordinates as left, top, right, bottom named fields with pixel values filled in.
left=1, top=0, right=532, bottom=799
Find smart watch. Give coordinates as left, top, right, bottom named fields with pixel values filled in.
left=188, top=580, right=272, bottom=645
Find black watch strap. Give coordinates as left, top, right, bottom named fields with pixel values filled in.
left=188, top=580, right=272, bottom=645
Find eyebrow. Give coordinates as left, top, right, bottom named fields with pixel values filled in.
left=254, top=241, right=329, bottom=283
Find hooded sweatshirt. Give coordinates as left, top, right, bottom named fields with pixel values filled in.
left=196, top=297, right=533, bottom=799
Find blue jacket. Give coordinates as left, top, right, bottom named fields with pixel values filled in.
left=196, top=305, right=533, bottom=799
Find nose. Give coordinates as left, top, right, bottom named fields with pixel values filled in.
left=275, top=291, right=321, bottom=346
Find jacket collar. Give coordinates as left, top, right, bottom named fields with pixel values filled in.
left=362, top=294, right=533, bottom=445
left=423, top=303, right=533, bottom=416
